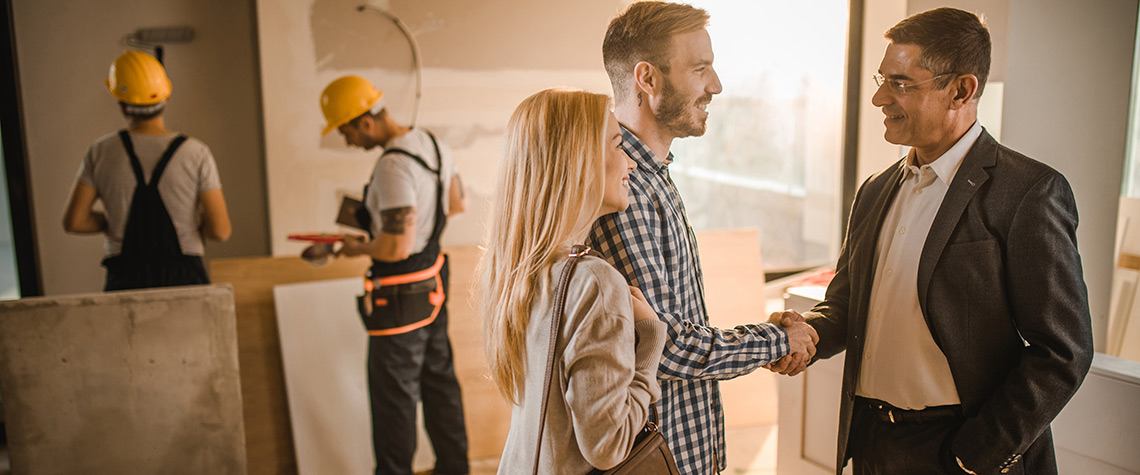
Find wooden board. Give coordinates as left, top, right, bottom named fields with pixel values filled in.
left=696, top=229, right=777, bottom=429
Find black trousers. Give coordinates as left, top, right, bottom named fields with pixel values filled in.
left=367, top=260, right=469, bottom=475
left=103, top=254, right=208, bottom=291
left=848, top=397, right=967, bottom=475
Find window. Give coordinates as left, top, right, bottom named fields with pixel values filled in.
left=670, top=0, right=849, bottom=271
left=0, top=125, right=18, bottom=299
left=1125, top=10, right=1140, bottom=198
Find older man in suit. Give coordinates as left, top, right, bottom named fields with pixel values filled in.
left=768, top=7, right=1094, bottom=475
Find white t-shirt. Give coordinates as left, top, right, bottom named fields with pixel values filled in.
left=365, top=128, right=455, bottom=253
left=76, top=131, right=222, bottom=257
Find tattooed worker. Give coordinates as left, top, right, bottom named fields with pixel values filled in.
left=315, top=75, right=470, bottom=475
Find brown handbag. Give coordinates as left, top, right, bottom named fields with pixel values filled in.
left=531, top=245, right=680, bottom=475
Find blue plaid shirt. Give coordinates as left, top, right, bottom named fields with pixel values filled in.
left=588, top=126, right=790, bottom=475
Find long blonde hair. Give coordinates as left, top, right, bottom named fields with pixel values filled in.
left=481, top=88, right=611, bottom=403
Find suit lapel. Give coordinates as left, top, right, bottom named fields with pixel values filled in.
left=917, top=130, right=999, bottom=315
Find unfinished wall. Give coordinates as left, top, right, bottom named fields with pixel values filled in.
left=256, top=0, right=624, bottom=255
left=11, top=0, right=270, bottom=295
left=0, top=285, right=246, bottom=474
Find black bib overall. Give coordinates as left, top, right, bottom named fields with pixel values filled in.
left=101, top=130, right=209, bottom=291
left=355, top=131, right=448, bottom=335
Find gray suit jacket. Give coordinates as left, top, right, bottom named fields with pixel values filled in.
left=806, top=130, right=1093, bottom=474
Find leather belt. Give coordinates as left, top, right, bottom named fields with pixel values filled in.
left=856, top=396, right=962, bottom=424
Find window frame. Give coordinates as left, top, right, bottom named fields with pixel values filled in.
left=1, top=0, right=44, bottom=297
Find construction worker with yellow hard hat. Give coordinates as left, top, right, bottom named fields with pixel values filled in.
left=312, top=74, right=470, bottom=475
left=63, top=50, right=232, bottom=291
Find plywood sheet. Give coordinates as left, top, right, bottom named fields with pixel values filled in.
left=698, top=229, right=777, bottom=428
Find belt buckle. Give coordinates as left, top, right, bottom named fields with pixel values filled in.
left=876, top=403, right=896, bottom=424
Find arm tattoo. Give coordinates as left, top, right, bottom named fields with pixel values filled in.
left=380, top=206, right=414, bottom=234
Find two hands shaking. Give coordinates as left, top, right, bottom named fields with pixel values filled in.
left=765, top=310, right=818, bottom=376
left=626, top=284, right=818, bottom=376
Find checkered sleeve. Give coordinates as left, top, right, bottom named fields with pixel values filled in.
left=588, top=180, right=790, bottom=382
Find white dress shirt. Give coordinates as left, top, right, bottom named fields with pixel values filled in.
left=856, top=121, right=983, bottom=410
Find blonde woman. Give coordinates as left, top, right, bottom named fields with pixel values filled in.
left=483, top=88, right=668, bottom=474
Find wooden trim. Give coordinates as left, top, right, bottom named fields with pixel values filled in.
left=1119, top=253, right=1140, bottom=271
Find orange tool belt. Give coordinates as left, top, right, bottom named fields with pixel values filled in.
left=360, top=254, right=446, bottom=336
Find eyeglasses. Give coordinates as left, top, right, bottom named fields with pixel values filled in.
left=873, top=73, right=951, bottom=94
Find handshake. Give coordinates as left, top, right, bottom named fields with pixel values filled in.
left=764, top=310, right=818, bottom=376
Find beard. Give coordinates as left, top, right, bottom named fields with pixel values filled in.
left=654, top=77, right=711, bottom=138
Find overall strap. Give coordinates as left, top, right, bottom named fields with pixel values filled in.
left=382, top=148, right=439, bottom=176
left=149, top=135, right=188, bottom=186
left=423, top=130, right=447, bottom=244
left=532, top=245, right=592, bottom=475
left=425, top=130, right=444, bottom=176
left=381, top=130, right=447, bottom=243
left=380, top=130, right=443, bottom=177
left=117, top=130, right=188, bottom=186
left=118, top=130, right=146, bottom=186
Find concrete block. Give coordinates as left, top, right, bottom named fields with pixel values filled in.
left=0, top=285, right=247, bottom=475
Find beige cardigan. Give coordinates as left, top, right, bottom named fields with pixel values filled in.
left=497, top=255, right=668, bottom=474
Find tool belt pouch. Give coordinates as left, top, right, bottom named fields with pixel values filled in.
left=356, top=275, right=443, bottom=335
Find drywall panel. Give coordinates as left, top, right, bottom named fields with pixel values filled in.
left=0, top=285, right=246, bottom=474
left=256, top=0, right=621, bottom=256
left=1003, top=0, right=1138, bottom=347
left=10, top=0, right=270, bottom=295
left=273, top=277, right=375, bottom=475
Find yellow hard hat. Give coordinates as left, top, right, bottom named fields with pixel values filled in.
left=320, top=75, right=383, bottom=135
left=105, top=50, right=172, bottom=106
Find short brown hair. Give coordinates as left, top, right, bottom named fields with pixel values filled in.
left=347, top=107, right=387, bottom=128
left=886, top=7, right=991, bottom=99
left=603, top=1, right=709, bottom=102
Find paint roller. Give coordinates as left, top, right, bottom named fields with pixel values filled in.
left=126, top=26, right=196, bottom=65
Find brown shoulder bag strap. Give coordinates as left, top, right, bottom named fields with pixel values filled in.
left=531, top=245, right=592, bottom=475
